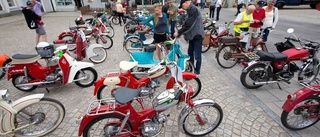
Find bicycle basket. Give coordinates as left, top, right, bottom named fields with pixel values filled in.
left=275, top=41, right=295, bottom=52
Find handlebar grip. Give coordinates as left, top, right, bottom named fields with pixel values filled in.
left=174, top=90, right=183, bottom=100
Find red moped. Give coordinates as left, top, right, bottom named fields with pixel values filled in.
left=77, top=62, right=223, bottom=137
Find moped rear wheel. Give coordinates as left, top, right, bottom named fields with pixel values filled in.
left=96, top=34, right=113, bottom=49
left=74, top=67, right=98, bottom=87
left=298, top=59, right=320, bottom=84
left=281, top=95, right=320, bottom=130
left=111, top=17, right=120, bottom=25
left=184, top=60, right=195, bottom=73
left=240, top=64, right=268, bottom=89
left=202, top=45, right=211, bottom=53
left=216, top=45, right=239, bottom=69
left=124, top=37, right=144, bottom=53
left=100, top=25, right=115, bottom=38
left=83, top=115, right=132, bottom=137
left=123, top=21, right=137, bottom=33
left=14, top=98, right=65, bottom=137
left=12, top=74, right=37, bottom=92
left=89, top=47, right=107, bottom=64
left=61, top=34, right=75, bottom=44
left=182, top=103, right=223, bottom=136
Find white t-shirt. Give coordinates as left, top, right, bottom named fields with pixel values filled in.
left=262, top=6, right=279, bottom=28
left=237, top=0, right=244, bottom=4
left=216, top=0, right=222, bottom=7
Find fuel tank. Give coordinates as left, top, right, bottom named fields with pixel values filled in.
left=282, top=48, right=309, bottom=61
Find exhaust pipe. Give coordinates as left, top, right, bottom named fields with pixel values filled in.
left=16, top=81, right=54, bottom=87
left=253, top=81, right=279, bottom=85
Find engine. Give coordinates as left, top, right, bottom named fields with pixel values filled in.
left=277, top=62, right=299, bottom=80
left=46, top=55, right=59, bottom=66
left=141, top=113, right=167, bottom=137
left=46, top=69, right=62, bottom=81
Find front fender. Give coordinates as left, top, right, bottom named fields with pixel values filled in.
left=68, top=62, right=95, bottom=83
left=0, top=54, right=10, bottom=65
left=58, top=32, right=73, bottom=39
left=242, top=61, right=266, bottom=73
left=282, top=86, right=320, bottom=112
left=85, top=44, right=104, bottom=59
left=178, top=99, right=216, bottom=133
left=93, top=77, right=106, bottom=96
left=166, top=72, right=197, bottom=89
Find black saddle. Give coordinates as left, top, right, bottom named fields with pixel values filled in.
left=69, top=26, right=77, bottom=31
left=256, top=51, right=288, bottom=62
left=144, top=44, right=156, bottom=52
left=138, top=31, right=146, bottom=35
left=114, top=87, right=141, bottom=104
left=12, top=54, right=38, bottom=59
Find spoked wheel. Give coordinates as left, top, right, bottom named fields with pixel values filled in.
left=202, top=45, right=211, bottom=53
left=88, top=47, right=107, bottom=63
left=240, top=64, right=269, bottom=89
left=83, top=115, right=132, bottom=137
left=100, top=25, right=115, bottom=38
left=14, top=98, right=65, bottom=137
left=281, top=95, right=320, bottom=130
left=74, top=67, right=98, bottom=87
left=182, top=103, right=223, bottom=136
left=61, top=34, right=75, bottom=44
left=298, top=60, right=320, bottom=84
left=184, top=60, right=195, bottom=73
left=124, top=37, right=144, bottom=53
left=96, top=85, right=116, bottom=100
left=216, top=45, right=240, bottom=69
left=96, top=34, right=113, bottom=49
left=123, top=21, right=137, bottom=33
left=184, top=77, right=201, bottom=99
left=12, top=74, right=37, bottom=92
left=111, top=17, right=120, bottom=25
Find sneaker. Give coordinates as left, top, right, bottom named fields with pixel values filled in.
left=195, top=71, right=200, bottom=75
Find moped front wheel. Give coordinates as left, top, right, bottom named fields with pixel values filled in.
left=281, top=95, right=320, bottom=130
left=60, top=34, right=75, bottom=44
left=96, top=35, right=113, bottom=49
left=216, top=45, right=239, bottom=69
left=89, top=47, right=107, bottom=63
left=184, top=60, right=195, bottom=73
left=100, top=25, right=115, bottom=38
left=298, top=59, right=320, bottom=84
left=12, top=74, right=37, bottom=92
left=74, top=67, right=98, bottom=87
left=111, top=17, right=120, bottom=25
left=14, top=98, right=65, bottom=137
left=124, top=37, right=144, bottom=53
left=182, top=103, right=223, bottom=136
left=83, top=114, right=132, bottom=137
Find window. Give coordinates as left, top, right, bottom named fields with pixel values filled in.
left=7, top=0, right=17, bottom=7
left=55, top=0, right=74, bottom=6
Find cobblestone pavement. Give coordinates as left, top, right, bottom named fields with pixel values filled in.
left=0, top=5, right=319, bottom=137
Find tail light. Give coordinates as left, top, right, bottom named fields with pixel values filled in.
left=287, top=94, right=297, bottom=101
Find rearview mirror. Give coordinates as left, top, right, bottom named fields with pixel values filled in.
left=287, top=28, right=294, bottom=34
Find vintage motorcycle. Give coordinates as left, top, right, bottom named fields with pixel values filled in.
left=0, top=89, right=65, bottom=136
left=240, top=28, right=320, bottom=89
left=0, top=53, right=11, bottom=79
left=281, top=83, right=320, bottom=130
left=7, top=42, right=98, bottom=92
left=77, top=62, right=223, bottom=137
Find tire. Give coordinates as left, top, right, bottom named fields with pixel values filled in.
left=310, top=4, right=316, bottom=9
left=281, top=95, right=320, bottom=130
left=82, top=114, right=132, bottom=137
left=275, top=3, right=284, bottom=9
left=12, top=74, right=37, bottom=92
left=0, top=59, right=11, bottom=79
left=298, top=59, right=320, bottom=84
left=74, top=67, right=98, bottom=87
left=111, top=17, right=120, bottom=25
left=14, top=98, right=65, bottom=137
left=88, top=47, right=107, bottom=64
left=100, top=25, right=115, bottom=38
left=61, top=34, right=75, bottom=44
left=184, top=60, right=195, bottom=73
left=123, top=21, right=137, bottom=33
left=182, top=103, right=223, bottom=136
left=124, top=37, right=144, bottom=53
left=202, top=45, right=211, bottom=53
left=216, top=45, right=239, bottom=69
left=184, top=77, right=201, bottom=99
left=96, top=34, right=113, bottom=49
left=240, top=64, right=269, bottom=89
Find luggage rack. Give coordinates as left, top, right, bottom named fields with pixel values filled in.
left=244, top=52, right=260, bottom=61
left=299, top=82, right=320, bottom=92
left=86, top=98, right=120, bottom=116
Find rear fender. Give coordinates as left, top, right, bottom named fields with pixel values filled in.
left=58, top=32, right=73, bottom=39
left=93, top=77, right=105, bottom=96
left=242, top=61, right=267, bottom=73
left=85, top=44, right=104, bottom=59
left=282, top=87, right=320, bottom=112
left=166, top=72, right=197, bottom=89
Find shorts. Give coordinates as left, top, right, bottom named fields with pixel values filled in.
left=249, top=27, right=260, bottom=38
left=154, top=33, right=167, bottom=43
left=35, top=24, right=46, bottom=35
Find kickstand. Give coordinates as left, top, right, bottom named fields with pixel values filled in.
left=45, top=88, right=50, bottom=93
left=277, top=83, right=282, bottom=90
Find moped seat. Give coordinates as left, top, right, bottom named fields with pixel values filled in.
left=11, top=54, right=41, bottom=64
left=114, top=87, right=141, bottom=104
left=69, top=26, right=77, bottom=31
left=256, top=51, right=288, bottom=62
left=119, top=61, right=138, bottom=71
left=218, top=37, right=239, bottom=44
left=144, top=45, right=156, bottom=52
left=138, top=31, right=146, bottom=35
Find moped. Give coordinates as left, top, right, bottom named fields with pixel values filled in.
left=77, top=62, right=222, bottom=137
left=7, top=42, right=98, bottom=92
left=130, top=38, right=195, bottom=73
left=85, top=12, right=115, bottom=38
left=123, top=25, right=154, bottom=53
left=0, top=89, right=65, bottom=136
left=0, top=53, right=11, bottom=79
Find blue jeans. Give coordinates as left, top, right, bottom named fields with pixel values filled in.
left=188, top=38, right=203, bottom=73
left=170, top=21, right=177, bottom=39
left=216, top=7, right=221, bottom=21
left=263, top=27, right=271, bottom=42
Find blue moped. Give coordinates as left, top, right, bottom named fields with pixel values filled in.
left=123, top=25, right=154, bottom=53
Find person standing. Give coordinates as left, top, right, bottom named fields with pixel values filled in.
left=162, top=1, right=169, bottom=18
left=201, top=0, right=205, bottom=9
left=235, top=0, right=244, bottom=16
left=209, top=0, right=217, bottom=19
left=262, top=0, right=278, bottom=42
left=167, top=0, right=178, bottom=39
left=174, top=0, right=204, bottom=75
left=144, top=3, right=170, bottom=60
left=22, top=1, right=47, bottom=45
left=249, top=1, right=266, bottom=47
left=116, top=0, right=125, bottom=26
left=215, top=0, right=222, bottom=21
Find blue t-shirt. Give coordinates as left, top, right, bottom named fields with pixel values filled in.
left=156, top=17, right=166, bottom=33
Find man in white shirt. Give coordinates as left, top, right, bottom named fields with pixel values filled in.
left=215, top=0, right=221, bottom=21
left=235, top=0, right=244, bottom=16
